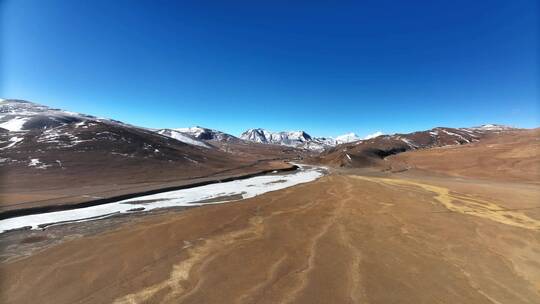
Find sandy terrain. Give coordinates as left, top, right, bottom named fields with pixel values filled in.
left=2, top=176, right=539, bottom=303
left=1, top=130, right=539, bottom=303
left=387, top=129, right=540, bottom=183
left=0, top=160, right=295, bottom=216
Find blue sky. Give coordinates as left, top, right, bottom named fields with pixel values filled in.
left=1, top=0, right=537, bottom=137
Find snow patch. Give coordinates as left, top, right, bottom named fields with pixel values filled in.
left=439, top=129, right=470, bottom=143
left=0, top=117, right=29, bottom=131
left=469, top=124, right=513, bottom=131
left=157, top=129, right=211, bottom=148
left=28, top=158, right=51, bottom=169
left=400, top=137, right=418, bottom=148
left=364, top=131, right=383, bottom=140
left=335, top=133, right=360, bottom=144
left=0, top=165, right=326, bottom=233
left=38, top=128, right=87, bottom=147
left=1, top=136, right=24, bottom=149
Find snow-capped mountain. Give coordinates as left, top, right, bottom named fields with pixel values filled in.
left=0, top=99, right=225, bottom=152
left=320, top=125, right=517, bottom=167
left=241, top=128, right=338, bottom=151
left=171, top=126, right=239, bottom=142
left=240, top=129, right=371, bottom=151
left=1, top=99, right=519, bottom=168
left=240, top=129, right=377, bottom=151
left=0, top=99, right=100, bottom=132
left=156, top=126, right=244, bottom=150
left=467, top=124, right=515, bottom=132
left=0, top=99, right=245, bottom=173
left=1, top=99, right=302, bottom=210
left=335, top=133, right=360, bottom=144
left=240, top=129, right=312, bottom=146
left=156, top=129, right=211, bottom=148
left=363, top=131, right=384, bottom=140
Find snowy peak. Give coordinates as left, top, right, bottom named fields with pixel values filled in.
left=240, top=128, right=342, bottom=151
left=240, top=128, right=267, bottom=143
left=0, top=99, right=135, bottom=132
left=0, top=99, right=218, bottom=153
left=156, top=129, right=211, bottom=148
left=335, top=133, right=360, bottom=144
left=240, top=129, right=312, bottom=146
left=240, top=129, right=375, bottom=151
left=240, top=129, right=370, bottom=151
left=364, top=131, right=384, bottom=140
left=0, top=99, right=90, bottom=132
left=469, top=124, right=514, bottom=131
left=171, top=126, right=238, bottom=142
left=287, top=130, right=312, bottom=141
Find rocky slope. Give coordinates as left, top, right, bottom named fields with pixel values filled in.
left=155, top=129, right=212, bottom=148
left=386, top=128, right=540, bottom=181
left=0, top=99, right=235, bottom=167
left=316, top=125, right=518, bottom=167
left=0, top=100, right=298, bottom=210
left=171, top=126, right=240, bottom=142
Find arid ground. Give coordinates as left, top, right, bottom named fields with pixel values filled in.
left=1, top=131, right=539, bottom=303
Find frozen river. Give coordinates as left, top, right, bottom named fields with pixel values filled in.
left=0, top=164, right=326, bottom=233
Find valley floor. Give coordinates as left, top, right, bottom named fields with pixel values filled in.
left=0, top=160, right=295, bottom=216
left=1, top=169, right=539, bottom=303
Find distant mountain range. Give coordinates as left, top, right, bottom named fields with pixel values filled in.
left=238, top=128, right=364, bottom=151
left=317, top=124, right=517, bottom=168
left=164, top=126, right=239, bottom=142
left=0, top=99, right=395, bottom=153
left=0, top=99, right=257, bottom=180
left=0, top=99, right=518, bottom=168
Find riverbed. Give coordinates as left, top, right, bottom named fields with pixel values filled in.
left=0, top=164, right=326, bottom=233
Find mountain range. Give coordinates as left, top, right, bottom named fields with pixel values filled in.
left=0, top=99, right=517, bottom=171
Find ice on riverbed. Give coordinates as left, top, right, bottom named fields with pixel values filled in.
left=0, top=165, right=325, bottom=233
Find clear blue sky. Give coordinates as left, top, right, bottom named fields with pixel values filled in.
left=1, top=0, right=538, bottom=137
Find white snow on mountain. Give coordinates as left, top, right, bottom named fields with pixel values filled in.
left=0, top=117, right=30, bottom=131
left=0, top=100, right=214, bottom=153
left=0, top=99, right=160, bottom=134
left=1, top=99, right=518, bottom=154
left=156, top=129, right=211, bottom=148
left=241, top=129, right=365, bottom=151
left=172, top=126, right=238, bottom=141
left=240, top=129, right=312, bottom=146
left=0, top=99, right=101, bottom=133
left=469, top=124, right=514, bottom=131
left=0, top=136, right=24, bottom=150
left=364, top=131, right=383, bottom=140
left=335, top=133, right=360, bottom=144
left=174, top=127, right=208, bottom=137
left=240, top=129, right=380, bottom=151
